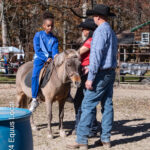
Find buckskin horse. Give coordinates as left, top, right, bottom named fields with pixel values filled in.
left=16, top=49, right=81, bottom=138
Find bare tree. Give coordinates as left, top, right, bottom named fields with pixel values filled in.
left=1, top=0, right=8, bottom=46
left=81, top=0, right=88, bottom=41
left=63, top=0, right=68, bottom=51
left=0, top=0, right=149, bottom=61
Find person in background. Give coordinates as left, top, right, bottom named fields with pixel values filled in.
left=18, top=55, right=24, bottom=66
left=29, top=11, right=59, bottom=112
left=67, top=4, right=117, bottom=150
left=3, top=55, right=8, bottom=74
left=73, top=18, right=99, bottom=137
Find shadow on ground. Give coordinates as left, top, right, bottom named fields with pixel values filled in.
left=111, top=118, right=150, bottom=147
left=36, top=121, right=74, bottom=130
left=89, top=118, right=150, bottom=148
left=36, top=118, right=150, bottom=148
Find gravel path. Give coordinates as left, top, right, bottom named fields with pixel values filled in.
left=0, top=84, right=150, bottom=150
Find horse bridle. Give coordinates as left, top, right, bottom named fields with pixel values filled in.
left=52, top=60, right=72, bottom=85
left=53, top=57, right=81, bottom=85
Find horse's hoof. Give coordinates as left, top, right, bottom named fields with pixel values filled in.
left=60, top=130, right=66, bottom=137
left=47, top=134, right=53, bottom=139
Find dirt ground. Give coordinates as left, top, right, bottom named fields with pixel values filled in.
left=0, top=84, right=150, bottom=150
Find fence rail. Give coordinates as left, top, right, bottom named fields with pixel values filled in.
left=0, top=44, right=150, bottom=85
left=117, top=44, right=150, bottom=84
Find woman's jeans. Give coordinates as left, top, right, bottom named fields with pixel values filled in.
left=4, top=65, right=8, bottom=74
left=76, top=69, right=116, bottom=144
left=73, top=74, right=98, bottom=135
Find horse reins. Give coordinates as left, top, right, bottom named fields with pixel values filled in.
left=53, top=61, right=72, bottom=85
left=40, top=58, right=79, bottom=85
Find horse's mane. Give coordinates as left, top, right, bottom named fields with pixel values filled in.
left=54, top=51, right=65, bottom=67
left=54, top=49, right=79, bottom=67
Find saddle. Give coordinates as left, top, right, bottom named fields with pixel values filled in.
left=24, top=61, right=54, bottom=88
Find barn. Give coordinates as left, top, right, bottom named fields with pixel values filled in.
left=117, top=21, right=150, bottom=83
left=131, top=21, right=150, bottom=45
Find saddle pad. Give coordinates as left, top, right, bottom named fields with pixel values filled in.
left=41, top=62, right=53, bottom=88
left=24, top=62, right=53, bottom=88
left=24, top=70, right=32, bottom=87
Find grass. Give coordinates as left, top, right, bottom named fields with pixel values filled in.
left=145, top=71, right=150, bottom=76
left=0, top=71, right=150, bottom=83
left=0, top=76, right=16, bottom=82
left=120, top=76, right=150, bottom=83
left=121, top=76, right=139, bottom=82
left=116, top=71, right=150, bottom=83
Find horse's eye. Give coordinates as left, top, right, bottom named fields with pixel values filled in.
left=67, top=63, right=71, bottom=67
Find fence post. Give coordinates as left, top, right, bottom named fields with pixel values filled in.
left=118, top=45, right=121, bottom=85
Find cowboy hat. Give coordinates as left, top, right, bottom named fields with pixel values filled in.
left=78, top=18, right=97, bottom=31
left=86, top=4, right=116, bottom=17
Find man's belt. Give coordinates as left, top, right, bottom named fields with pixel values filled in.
left=99, top=68, right=115, bottom=71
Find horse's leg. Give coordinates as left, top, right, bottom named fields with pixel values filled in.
left=45, top=99, right=53, bottom=139
left=17, top=93, right=37, bottom=130
left=59, top=99, right=66, bottom=137
left=30, top=113, right=38, bottom=131
left=24, top=97, right=37, bottom=131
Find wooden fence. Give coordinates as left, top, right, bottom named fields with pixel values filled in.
left=0, top=44, right=150, bottom=85
left=117, top=44, right=150, bottom=84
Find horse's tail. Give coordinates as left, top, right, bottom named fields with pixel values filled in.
left=16, top=61, right=33, bottom=108
left=16, top=92, right=28, bottom=108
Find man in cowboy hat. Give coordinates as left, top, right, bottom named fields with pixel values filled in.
left=67, top=4, right=117, bottom=150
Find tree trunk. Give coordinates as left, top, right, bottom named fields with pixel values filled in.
left=91, top=0, right=97, bottom=8
left=63, top=0, right=68, bottom=51
left=44, top=0, right=50, bottom=10
left=135, top=0, right=142, bottom=25
left=16, top=37, right=23, bottom=50
left=63, top=20, right=67, bottom=50
left=1, top=0, right=8, bottom=47
left=117, top=8, right=122, bottom=33
left=82, top=0, right=88, bottom=41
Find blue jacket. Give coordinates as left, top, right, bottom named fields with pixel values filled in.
left=4, top=56, right=7, bottom=65
left=33, top=31, right=59, bottom=62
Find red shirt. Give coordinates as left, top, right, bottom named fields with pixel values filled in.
left=81, top=38, right=92, bottom=66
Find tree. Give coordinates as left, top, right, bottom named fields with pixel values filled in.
left=0, top=0, right=149, bottom=61
left=1, top=0, right=8, bottom=46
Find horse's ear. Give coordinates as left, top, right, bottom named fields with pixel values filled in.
left=54, top=52, right=65, bottom=67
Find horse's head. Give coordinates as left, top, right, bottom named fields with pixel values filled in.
left=54, top=49, right=81, bottom=87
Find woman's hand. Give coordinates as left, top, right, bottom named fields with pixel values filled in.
left=82, top=66, right=89, bottom=75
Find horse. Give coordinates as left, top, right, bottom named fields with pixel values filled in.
left=16, top=49, right=81, bottom=138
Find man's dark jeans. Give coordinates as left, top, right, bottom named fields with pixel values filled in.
left=76, top=70, right=116, bottom=144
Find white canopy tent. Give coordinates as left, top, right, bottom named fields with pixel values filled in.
left=0, top=47, right=24, bottom=59
left=0, top=46, right=24, bottom=53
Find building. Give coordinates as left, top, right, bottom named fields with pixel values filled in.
left=117, top=21, right=150, bottom=62
left=117, top=30, right=134, bottom=44
left=131, top=21, right=150, bottom=45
